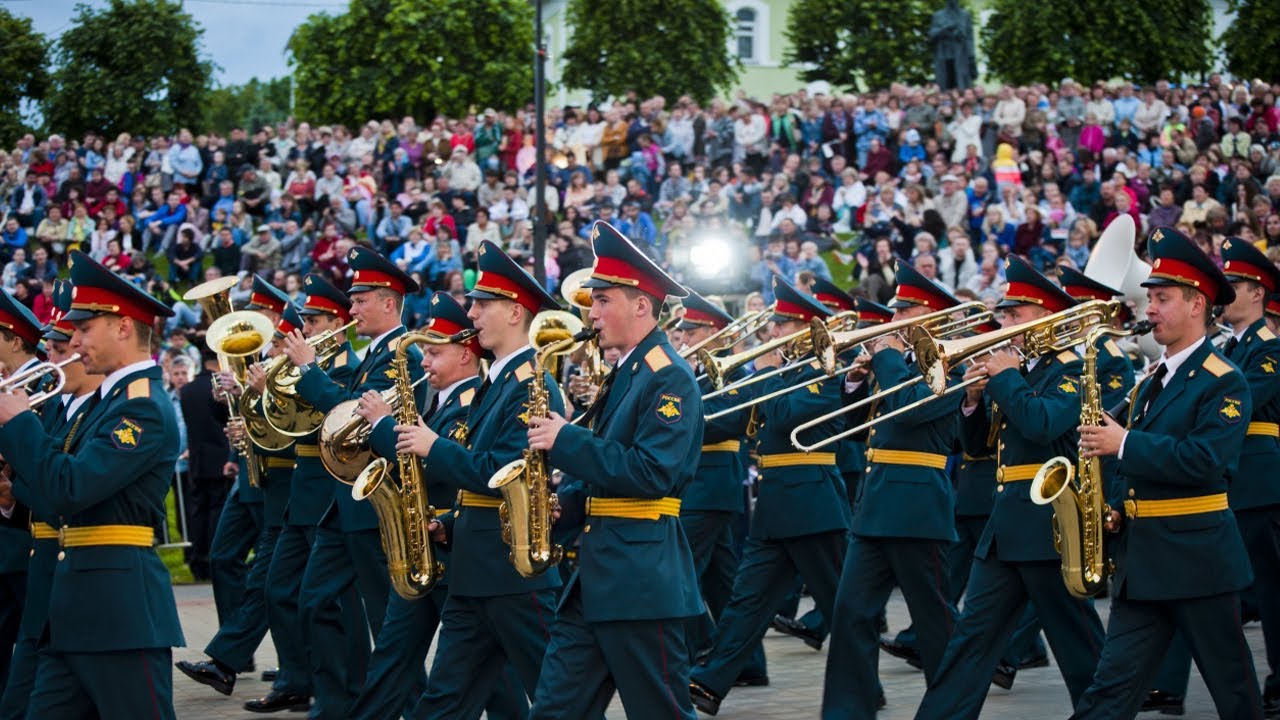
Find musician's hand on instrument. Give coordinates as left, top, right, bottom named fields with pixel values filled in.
left=753, top=348, right=783, bottom=370
left=395, top=417, right=438, bottom=457
left=845, top=354, right=872, bottom=383
left=225, top=418, right=247, bottom=444
left=0, top=391, right=30, bottom=425
left=527, top=411, right=568, bottom=451
left=356, top=390, right=393, bottom=426
left=428, top=518, right=448, bottom=543
left=282, top=329, right=316, bottom=367
left=222, top=461, right=239, bottom=478
left=870, top=334, right=904, bottom=355
left=214, top=371, right=242, bottom=398
left=1103, top=508, right=1123, bottom=534
left=983, top=348, right=1020, bottom=378
left=245, top=364, right=268, bottom=394
left=1079, top=415, right=1124, bottom=458
left=961, top=363, right=989, bottom=405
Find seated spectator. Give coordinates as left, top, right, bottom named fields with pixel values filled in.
left=794, top=240, right=832, bottom=282
left=31, top=278, right=56, bottom=324
left=34, top=206, right=69, bottom=254
left=208, top=227, right=242, bottom=278
left=1, top=218, right=28, bottom=263
left=22, top=246, right=58, bottom=283
left=167, top=227, right=204, bottom=287
left=1, top=248, right=29, bottom=290
left=938, top=231, right=977, bottom=291
left=144, top=191, right=188, bottom=252
left=391, top=229, right=432, bottom=272
left=240, top=225, right=282, bottom=273
left=422, top=234, right=462, bottom=290
left=100, top=238, right=132, bottom=274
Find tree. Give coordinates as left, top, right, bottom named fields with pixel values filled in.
left=982, top=0, right=1212, bottom=85
left=204, top=77, right=292, bottom=134
left=1221, top=0, right=1280, bottom=82
left=786, top=0, right=941, bottom=92
left=43, top=0, right=213, bottom=138
left=0, top=8, right=49, bottom=145
left=288, top=0, right=534, bottom=127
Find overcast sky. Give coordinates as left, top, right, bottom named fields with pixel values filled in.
left=12, top=0, right=330, bottom=86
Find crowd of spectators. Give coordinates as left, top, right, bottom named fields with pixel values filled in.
left=4, top=74, right=1280, bottom=334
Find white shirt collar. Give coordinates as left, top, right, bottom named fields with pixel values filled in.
left=99, top=359, right=157, bottom=398
left=16, top=357, right=40, bottom=374
left=366, top=326, right=401, bottom=352
left=435, top=376, right=470, bottom=408
left=1156, top=336, right=1205, bottom=385
left=66, top=391, right=93, bottom=420
left=488, top=344, right=532, bottom=382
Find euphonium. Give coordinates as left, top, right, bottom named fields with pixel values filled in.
left=488, top=311, right=595, bottom=577
left=1030, top=320, right=1152, bottom=598
left=261, top=320, right=357, bottom=437
left=206, top=310, right=278, bottom=487
left=352, top=333, right=445, bottom=600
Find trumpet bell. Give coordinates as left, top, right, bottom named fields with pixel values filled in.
left=1031, top=457, right=1074, bottom=506
left=560, top=268, right=595, bottom=311
left=529, top=310, right=587, bottom=355
left=208, top=311, right=276, bottom=358
left=182, top=276, right=240, bottom=318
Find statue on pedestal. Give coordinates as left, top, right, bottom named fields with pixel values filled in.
left=930, top=0, right=977, bottom=90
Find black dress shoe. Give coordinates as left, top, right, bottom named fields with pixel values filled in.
left=244, top=690, right=310, bottom=713
left=1263, top=694, right=1280, bottom=719
left=1017, top=653, right=1050, bottom=670
left=241, top=661, right=255, bottom=673
left=991, top=661, right=1016, bottom=690
left=260, top=667, right=279, bottom=682
left=734, top=674, right=769, bottom=687
left=175, top=659, right=235, bottom=696
left=689, top=681, right=722, bottom=716
left=1139, top=690, right=1185, bottom=716
left=877, top=690, right=886, bottom=710
left=878, top=635, right=922, bottom=669
left=770, top=614, right=824, bottom=650
left=877, top=615, right=889, bottom=634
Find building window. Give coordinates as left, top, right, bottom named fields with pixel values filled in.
left=726, top=0, right=769, bottom=66
left=736, top=8, right=756, bottom=62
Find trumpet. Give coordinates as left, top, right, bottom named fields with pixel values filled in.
left=318, top=329, right=476, bottom=483
left=559, top=271, right=609, bottom=392
left=788, top=300, right=1119, bottom=453
left=260, top=320, right=357, bottom=437
left=705, top=305, right=992, bottom=421
left=0, top=355, right=81, bottom=407
left=699, top=313, right=846, bottom=390
left=679, top=307, right=773, bottom=361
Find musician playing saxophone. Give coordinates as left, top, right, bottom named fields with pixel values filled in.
left=916, top=257, right=1104, bottom=720
left=392, top=240, right=563, bottom=719
left=525, top=221, right=703, bottom=719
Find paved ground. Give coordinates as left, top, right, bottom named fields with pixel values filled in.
left=172, top=583, right=1267, bottom=719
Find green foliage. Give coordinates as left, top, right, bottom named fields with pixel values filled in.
left=203, top=77, right=292, bottom=135
left=1221, top=0, right=1280, bottom=82
left=43, top=0, right=213, bottom=139
left=0, top=9, right=50, bottom=145
left=288, top=0, right=534, bottom=127
left=561, top=0, right=739, bottom=102
left=786, top=0, right=941, bottom=92
left=982, top=0, right=1212, bottom=85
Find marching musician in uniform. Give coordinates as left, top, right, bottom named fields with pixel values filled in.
left=281, top=247, right=422, bottom=720
left=394, top=239, right=563, bottom=719
left=0, top=250, right=184, bottom=718
left=525, top=222, right=703, bottom=718
left=1135, top=236, right=1280, bottom=716
left=0, top=280, right=102, bottom=720
left=1267, top=294, right=1280, bottom=335
left=677, top=290, right=766, bottom=684
left=822, top=262, right=962, bottom=718
left=176, top=303, right=300, bottom=699
left=1073, top=226, right=1263, bottom=718
left=691, top=275, right=849, bottom=716
left=351, top=290, right=526, bottom=720
left=915, top=256, right=1105, bottom=719
left=254, top=273, right=359, bottom=714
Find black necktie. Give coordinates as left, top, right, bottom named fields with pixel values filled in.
left=1140, top=363, right=1169, bottom=415
left=473, top=376, right=492, bottom=406
left=426, top=394, right=440, bottom=419
left=1223, top=336, right=1239, bottom=357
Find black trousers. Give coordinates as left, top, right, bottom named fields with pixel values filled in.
left=186, top=475, right=231, bottom=580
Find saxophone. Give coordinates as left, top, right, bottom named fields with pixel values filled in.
left=489, top=311, right=596, bottom=578
left=352, top=333, right=445, bottom=600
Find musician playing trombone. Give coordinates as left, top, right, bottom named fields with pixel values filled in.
left=821, top=261, right=963, bottom=718
left=915, top=256, right=1104, bottom=720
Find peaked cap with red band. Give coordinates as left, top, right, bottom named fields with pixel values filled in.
left=677, top=289, right=734, bottom=331
left=467, top=240, right=560, bottom=314
left=1221, top=236, right=1280, bottom=293
left=997, top=255, right=1077, bottom=312
left=275, top=303, right=303, bottom=338
left=0, top=287, right=45, bottom=348
left=770, top=274, right=832, bottom=323
left=245, top=274, right=290, bottom=315
left=347, top=245, right=420, bottom=295
left=580, top=221, right=688, bottom=302
left=426, top=291, right=483, bottom=355
left=1267, top=293, right=1280, bottom=319
left=62, top=250, right=174, bottom=325
left=42, top=280, right=75, bottom=342
left=1142, top=226, right=1235, bottom=305
left=1057, top=265, right=1123, bottom=304
left=890, top=259, right=962, bottom=311
left=855, top=297, right=893, bottom=328
left=811, top=277, right=856, bottom=312
left=299, top=274, right=353, bottom=322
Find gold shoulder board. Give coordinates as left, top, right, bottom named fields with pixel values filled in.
left=645, top=346, right=672, bottom=372
left=459, top=388, right=476, bottom=406
left=1056, top=350, right=1078, bottom=364
left=514, top=361, right=534, bottom=382
left=334, top=352, right=349, bottom=368
left=1104, top=340, right=1122, bottom=358
left=1203, top=353, right=1233, bottom=377
left=126, top=378, right=150, bottom=400
left=1259, top=326, right=1277, bottom=342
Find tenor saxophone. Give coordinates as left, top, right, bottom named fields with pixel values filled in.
left=352, top=333, right=445, bottom=600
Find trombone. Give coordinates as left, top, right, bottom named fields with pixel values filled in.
left=0, top=355, right=81, bottom=408
left=788, top=300, right=1120, bottom=453
left=699, top=312, right=850, bottom=390
left=704, top=305, right=992, bottom=420
left=679, top=307, right=773, bottom=361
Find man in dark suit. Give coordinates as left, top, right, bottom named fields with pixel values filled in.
left=179, top=346, right=232, bottom=581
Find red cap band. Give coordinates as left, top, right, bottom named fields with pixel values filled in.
left=815, top=292, right=855, bottom=312
left=682, top=307, right=728, bottom=329
left=351, top=269, right=406, bottom=295
left=304, top=294, right=352, bottom=322
left=474, top=271, right=543, bottom=315
left=892, top=283, right=952, bottom=309
left=1150, top=257, right=1220, bottom=301
left=1003, top=280, right=1073, bottom=313
left=775, top=297, right=820, bottom=322
left=1266, top=297, right=1280, bottom=318
left=70, top=285, right=158, bottom=325
left=249, top=291, right=286, bottom=314
left=0, top=310, right=41, bottom=346
left=591, top=256, right=667, bottom=301
left=426, top=316, right=482, bottom=354
left=1062, top=284, right=1114, bottom=303
left=1222, top=260, right=1277, bottom=292
left=857, top=309, right=892, bottom=325
left=276, top=317, right=299, bottom=337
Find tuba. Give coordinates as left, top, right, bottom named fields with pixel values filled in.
left=352, top=333, right=447, bottom=600
left=1031, top=320, right=1154, bottom=598
left=261, top=320, right=357, bottom=437
left=488, top=311, right=595, bottom=577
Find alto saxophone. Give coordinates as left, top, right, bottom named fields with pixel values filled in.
left=352, top=333, right=445, bottom=600
left=489, top=311, right=596, bottom=577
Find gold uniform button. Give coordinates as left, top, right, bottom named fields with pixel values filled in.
left=57, top=551, right=65, bottom=561
left=583, top=525, right=591, bottom=533
left=1001, top=423, right=1008, bottom=430
left=997, top=485, right=1005, bottom=493
left=29, top=549, right=34, bottom=558
left=1128, top=488, right=1135, bottom=497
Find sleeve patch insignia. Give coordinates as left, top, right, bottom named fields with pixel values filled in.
left=517, top=402, right=531, bottom=427
left=1107, top=375, right=1123, bottom=390
left=1058, top=377, right=1078, bottom=394
left=806, top=382, right=821, bottom=394
left=656, top=393, right=683, bottom=423
left=111, top=418, right=143, bottom=449
left=385, top=367, right=399, bottom=380
left=449, top=421, right=469, bottom=443
left=1220, top=396, right=1243, bottom=423
left=1263, top=357, right=1276, bottom=375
